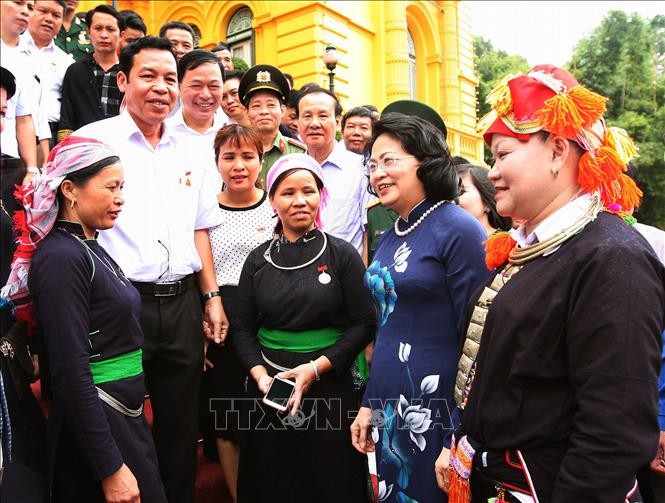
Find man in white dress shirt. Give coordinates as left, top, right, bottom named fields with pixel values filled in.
left=76, top=36, right=226, bottom=503
left=0, top=0, right=40, bottom=177
left=23, top=0, right=73, bottom=149
left=166, top=49, right=227, bottom=189
left=298, top=86, right=370, bottom=254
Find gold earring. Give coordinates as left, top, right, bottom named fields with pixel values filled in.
left=70, top=199, right=76, bottom=209
left=551, top=167, right=559, bottom=178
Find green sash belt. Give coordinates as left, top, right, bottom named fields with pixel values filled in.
left=258, top=326, right=342, bottom=352
left=89, top=348, right=143, bottom=385
left=258, top=327, right=368, bottom=380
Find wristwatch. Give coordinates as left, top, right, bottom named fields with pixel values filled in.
left=201, top=290, right=221, bottom=302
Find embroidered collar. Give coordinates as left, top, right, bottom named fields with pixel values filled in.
left=485, top=192, right=602, bottom=269
left=511, top=192, right=593, bottom=251
left=278, top=228, right=319, bottom=244
left=55, top=220, right=97, bottom=240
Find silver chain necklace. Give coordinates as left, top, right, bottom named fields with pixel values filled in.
left=263, top=231, right=327, bottom=271
left=394, top=200, right=448, bottom=237
left=61, top=229, right=128, bottom=287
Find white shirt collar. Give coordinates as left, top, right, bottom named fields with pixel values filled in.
left=118, top=111, right=177, bottom=149
left=20, top=31, right=55, bottom=53
left=511, top=192, right=594, bottom=249
left=2, top=36, right=30, bottom=56
left=167, top=106, right=226, bottom=136
left=322, top=140, right=362, bottom=171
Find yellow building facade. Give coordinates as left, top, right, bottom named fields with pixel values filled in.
left=81, top=0, right=482, bottom=161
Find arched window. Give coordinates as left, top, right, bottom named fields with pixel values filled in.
left=407, top=30, right=416, bottom=99
left=227, top=7, right=254, bottom=66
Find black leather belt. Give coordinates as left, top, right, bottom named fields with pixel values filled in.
left=132, top=274, right=196, bottom=297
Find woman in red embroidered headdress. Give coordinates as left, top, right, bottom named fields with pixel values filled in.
left=438, top=65, right=665, bottom=503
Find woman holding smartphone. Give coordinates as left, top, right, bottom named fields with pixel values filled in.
left=232, top=153, right=376, bottom=502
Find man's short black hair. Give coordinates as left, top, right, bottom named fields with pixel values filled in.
left=341, top=106, right=378, bottom=130
left=224, top=69, right=245, bottom=83
left=178, top=49, right=225, bottom=82
left=284, top=73, right=294, bottom=88
left=119, top=36, right=175, bottom=77
left=85, top=4, right=120, bottom=29
left=39, top=0, right=66, bottom=13
left=296, top=85, right=343, bottom=118
left=159, top=21, right=195, bottom=41
left=119, top=11, right=147, bottom=34
left=286, top=88, right=301, bottom=109
left=211, top=42, right=231, bottom=53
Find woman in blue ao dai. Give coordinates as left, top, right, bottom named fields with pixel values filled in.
left=351, top=115, right=489, bottom=502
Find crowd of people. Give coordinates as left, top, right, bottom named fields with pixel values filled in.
left=1, top=2, right=664, bottom=503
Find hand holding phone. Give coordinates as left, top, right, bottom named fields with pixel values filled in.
left=262, top=376, right=296, bottom=412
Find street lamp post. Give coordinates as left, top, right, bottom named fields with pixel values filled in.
left=323, top=44, right=339, bottom=94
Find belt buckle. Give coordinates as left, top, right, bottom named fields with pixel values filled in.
left=154, top=282, right=178, bottom=297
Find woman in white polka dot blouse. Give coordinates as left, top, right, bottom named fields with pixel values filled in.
left=204, top=124, right=275, bottom=501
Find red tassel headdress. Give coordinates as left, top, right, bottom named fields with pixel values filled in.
left=477, top=64, right=641, bottom=210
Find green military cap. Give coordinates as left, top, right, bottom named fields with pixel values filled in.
left=381, top=100, right=447, bottom=137
left=238, top=64, right=290, bottom=107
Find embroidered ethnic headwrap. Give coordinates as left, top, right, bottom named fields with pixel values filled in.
left=478, top=65, right=641, bottom=269
left=478, top=64, right=640, bottom=210
left=0, top=136, right=119, bottom=332
left=266, top=153, right=329, bottom=230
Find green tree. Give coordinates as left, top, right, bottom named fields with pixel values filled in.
left=232, top=56, right=249, bottom=72
left=474, top=36, right=529, bottom=163
left=475, top=36, right=529, bottom=118
left=569, top=12, right=665, bottom=227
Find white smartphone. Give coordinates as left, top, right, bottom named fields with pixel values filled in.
left=262, top=376, right=296, bottom=412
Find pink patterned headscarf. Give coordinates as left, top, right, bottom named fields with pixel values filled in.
left=0, top=136, right=118, bottom=331
left=265, top=153, right=329, bottom=230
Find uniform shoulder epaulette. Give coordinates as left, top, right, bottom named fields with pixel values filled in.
left=366, top=199, right=383, bottom=210
left=286, top=137, right=306, bottom=150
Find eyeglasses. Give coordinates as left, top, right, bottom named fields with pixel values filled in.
left=157, top=239, right=171, bottom=282
left=364, top=155, right=416, bottom=176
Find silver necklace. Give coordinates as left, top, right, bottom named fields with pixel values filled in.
left=63, top=230, right=128, bottom=286
left=394, top=200, right=448, bottom=237
left=263, top=231, right=327, bottom=271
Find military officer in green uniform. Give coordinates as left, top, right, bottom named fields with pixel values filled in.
left=55, top=1, right=92, bottom=62
left=238, top=64, right=305, bottom=184
left=364, top=199, right=398, bottom=264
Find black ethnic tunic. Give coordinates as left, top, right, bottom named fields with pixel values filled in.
left=232, top=229, right=377, bottom=503
left=460, top=213, right=665, bottom=502
left=29, top=221, right=165, bottom=502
